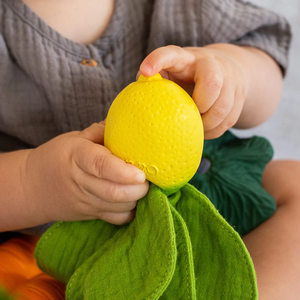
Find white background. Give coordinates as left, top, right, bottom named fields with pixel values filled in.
left=231, top=0, right=300, bottom=160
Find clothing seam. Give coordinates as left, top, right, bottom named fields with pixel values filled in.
left=69, top=64, right=84, bottom=129
left=146, top=193, right=175, bottom=299
left=172, top=208, right=192, bottom=299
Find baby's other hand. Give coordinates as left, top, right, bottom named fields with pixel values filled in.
left=23, top=122, right=149, bottom=225
left=140, top=45, right=249, bottom=139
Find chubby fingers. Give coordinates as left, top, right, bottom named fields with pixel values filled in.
left=77, top=171, right=148, bottom=225
left=78, top=170, right=149, bottom=204
left=74, top=151, right=149, bottom=224
left=78, top=123, right=146, bottom=185
left=76, top=143, right=146, bottom=185
left=71, top=123, right=149, bottom=225
left=140, top=47, right=232, bottom=139
left=76, top=175, right=148, bottom=224
left=202, top=86, right=245, bottom=140
left=140, top=45, right=195, bottom=79
left=192, top=58, right=234, bottom=138
left=193, top=56, right=247, bottom=139
left=140, top=46, right=248, bottom=139
left=74, top=140, right=149, bottom=210
left=98, top=210, right=137, bottom=225
left=74, top=171, right=147, bottom=225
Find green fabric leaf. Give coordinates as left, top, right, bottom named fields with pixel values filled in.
left=189, top=131, right=276, bottom=235
left=160, top=205, right=196, bottom=299
left=36, top=184, right=178, bottom=300
left=177, top=184, right=258, bottom=299
left=35, top=183, right=258, bottom=299
left=35, top=219, right=122, bottom=284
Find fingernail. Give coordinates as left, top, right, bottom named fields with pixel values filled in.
left=136, top=172, right=146, bottom=183
left=142, top=63, right=153, bottom=75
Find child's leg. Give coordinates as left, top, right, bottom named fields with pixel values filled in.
left=243, top=160, right=300, bottom=300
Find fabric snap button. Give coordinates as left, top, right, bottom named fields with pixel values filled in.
left=80, top=59, right=98, bottom=67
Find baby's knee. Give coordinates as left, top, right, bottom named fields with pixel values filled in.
left=262, top=160, right=300, bottom=207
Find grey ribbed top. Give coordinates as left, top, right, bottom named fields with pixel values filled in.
left=0, top=0, right=291, bottom=151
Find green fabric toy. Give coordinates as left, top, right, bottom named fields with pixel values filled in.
left=35, top=132, right=275, bottom=300
left=190, top=131, right=276, bottom=236
left=35, top=184, right=257, bottom=300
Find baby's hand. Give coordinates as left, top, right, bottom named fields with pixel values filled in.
left=23, top=122, right=149, bottom=225
left=140, top=45, right=249, bottom=139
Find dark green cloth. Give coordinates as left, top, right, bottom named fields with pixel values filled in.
left=189, top=131, right=276, bottom=236
left=35, top=184, right=258, bottom=299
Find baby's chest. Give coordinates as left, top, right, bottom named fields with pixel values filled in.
left=22, top=0, right=115, bottom=44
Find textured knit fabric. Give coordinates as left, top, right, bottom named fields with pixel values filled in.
left=0, top=0, right=291, bottom=152
left=189, top=131, right=275, bottom=236
left=35, top=183, right=258, bottom=300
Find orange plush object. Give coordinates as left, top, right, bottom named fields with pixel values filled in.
left=13, top=273, right=65, bottom=300
left=0, top=234, right=65, bottom=300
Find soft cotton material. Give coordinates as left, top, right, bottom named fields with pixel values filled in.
left=190, top=131, right=275, bottom=236
left=35, top=184, right=258, bottom=300
left=0, top=0, right=291, bottom=151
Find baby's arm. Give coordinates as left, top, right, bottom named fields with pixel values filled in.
left=0, top=122, right=149, bottom=232
left=140, top=43, right=283, bottom=139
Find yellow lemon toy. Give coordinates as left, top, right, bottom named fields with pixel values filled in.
left=104, top=73, right=204, bottom=195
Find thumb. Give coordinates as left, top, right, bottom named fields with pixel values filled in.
left=80, top=121, right=106, bottom=144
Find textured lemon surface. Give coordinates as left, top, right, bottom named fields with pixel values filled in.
left=104, top=73, right=204, bottom=194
